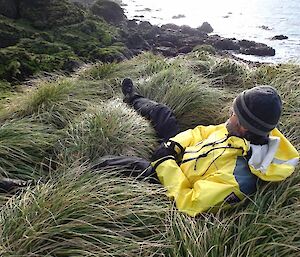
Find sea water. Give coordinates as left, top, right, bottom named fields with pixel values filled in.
left=122, top=0, right=300, bottom=63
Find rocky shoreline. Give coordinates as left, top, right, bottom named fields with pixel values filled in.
left=76, top=0, right=276, bottom=58
left=121, top=20, right=275, bottom=58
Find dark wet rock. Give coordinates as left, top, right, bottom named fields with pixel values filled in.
left=238, top=39, right=257, bottom=48
left=137, top=7, right=151, bottom=12
left=126, top=32, right=151, bottom=50
left=0, top=0, right=18, bottom=19
left=154, top=46, right=178, bottom=57
left=272, top=35, right=288, bottom=40
left=240, top=45, right=275, bottom=56
left=155, top=32, right=180, bottom=46
left=160, top=23, right=180, bottom=31
left=159, top=41, right=176, bottom=48
left=198, top=22, right=214, bottom=33
left=139, top=21, right=153, bottom=30
left=179, top=25, right=202, bottom=36
left=178, top=45, right=194, bottom=54
left=172, top=14, right=185, bottom=19
left=258, top=25, right=272, bottom=31
left=213, top=38, right=240, bottom=50
left=181, top=36, right=204, bottom=46
left=91, top=0, right=126, bottom=24
left=142, top=26, right=161, bottom=40
left=127, top=19, right=139, bottom=29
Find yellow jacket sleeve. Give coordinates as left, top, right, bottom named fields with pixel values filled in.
left=170, top=124, right=225, bottom=149
left=153, top=158, right=242, bottom=217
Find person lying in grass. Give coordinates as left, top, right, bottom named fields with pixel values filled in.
left=98, top=78, right=299, bottom=217
left=0, top=78, right=298, bottom=217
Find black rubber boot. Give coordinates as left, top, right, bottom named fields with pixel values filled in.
left=121, top=78, right=141, bottom=104
left=121, top=78, right=134, bottom=96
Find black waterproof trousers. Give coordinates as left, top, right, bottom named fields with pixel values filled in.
left=96, top=94, right=180, bottom=183
left=130, top=95, right=179, bottom=141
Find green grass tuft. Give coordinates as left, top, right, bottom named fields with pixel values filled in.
left=78, top=62, right=119, bottom=80
left=0, top=78, right=108, bottom=128
left=137, top=65, right=227, bottom=129
left=0, top=119, right=59, bottom=180
left=0, top=165, right=169, bottom=256
left=58, top=100, right=157, bottom=164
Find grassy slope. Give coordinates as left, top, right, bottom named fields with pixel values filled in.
left=0, top=50, right=299, bottom=256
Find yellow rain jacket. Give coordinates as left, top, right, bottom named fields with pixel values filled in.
left=152, top=124, right=299, bottom=217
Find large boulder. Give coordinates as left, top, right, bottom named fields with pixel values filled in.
left=238, top=39, right=275, bottom=56
left=160, top=23, right=180, bottom=31
left=238, top=39, right=257, bottom=48
left=213, top=38, right=240, bottom=50
left=0, top=0, right=18, bottom=19
left=91, top=0, right=126, bottom=24
left=240, top=45, right=275, bottom=56
left=179, top=25, right=200, bottom=36
left=125, top=32, right=151, bottom=50
left=272, top=35, right=288, bottom=40
left=19, top=0, right=85, bottom=29
left=198, top=22, right=213, bottom=33
left=154, top=46, right=178, bottom=57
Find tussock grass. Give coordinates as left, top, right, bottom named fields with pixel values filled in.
left=58, top=100, right=157, bottom=164
left=0, top=165, right=169, bottom=256
left=134, top=52, right=172, bottom=77
left=0, top=119, right=59, bottom=180
left=78, top=52, right=172, bottom=83
left=0, top=77, right=118, bottom=128
left=78, top=62, right=119, bottom=80
left=208, top=58, right=252, bottom=87
left=0, top=79, right=85, bottom=128
left=186, top=52, right=253, bottom=89
left=137, top=66, right=227, bottom=129
left=0, top=51, right=299, bottom=256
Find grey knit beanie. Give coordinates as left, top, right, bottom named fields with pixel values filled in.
left=233, top=85, right=282, bottom=136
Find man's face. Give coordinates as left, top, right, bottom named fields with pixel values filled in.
left=225, top=108, right=247, bottom=137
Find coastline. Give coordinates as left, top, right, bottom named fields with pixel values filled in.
left=121, top=0, right=300, bottom=64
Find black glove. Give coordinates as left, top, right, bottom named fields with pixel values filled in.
left=0, top=178, right=31, bottom=194
left=151, top=141, right=177, bottom=161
